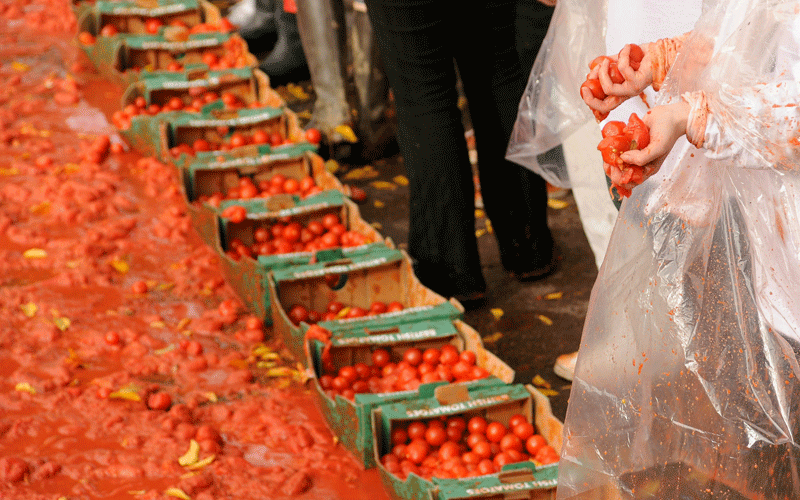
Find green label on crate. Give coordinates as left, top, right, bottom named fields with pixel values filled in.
left=97, top=0, right=197, bottom=16
left=333, top=328, right=439, bottom=346
left=146, top=69, right=252, bottom=91
left=406, top=394, right=512, bottom=418
left=125, top=32, right=227, bottom=50
left=184, top=108, right=283, bottom=128
left=435, top=463, right=558, bottom=499
left=291, top=257, right=390, bottom=278
left=192, top=145, right=316, bottom=170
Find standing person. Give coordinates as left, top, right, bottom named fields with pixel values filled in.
left=294, top=0, right=395, bottom=162
left=362, top=0, right=557, bottom=304
left=558, top=0, right=800, bottom=497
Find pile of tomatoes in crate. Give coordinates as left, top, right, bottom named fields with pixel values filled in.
left=198, top=174, right=323, bottom=207
left=320, top=345, right=491, bottom=400
left=168, top=128, right=290, bottom=158
left=287, top=300, right=405, bottom=326
left=112, top=91, right=256, bottom=129
left=381, top=414, right=559, bottom=480
left=224, top=212, right=372, bottom=258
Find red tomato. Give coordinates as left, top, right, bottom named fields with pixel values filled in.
left=299, top=176, right=316, bottom=192
left=535, top=445, right=559, bottom=464
left=369, top=301, right=388, bottom=314
left=499, top=434, right=523, bottom=452
left=466, top=432, right=486, bottom=449
left=305, top=128, right=322, bottom=144
left=386, top=301, right=404, bottom=312
left=391, top=428, right=409, bottom=446
left=485, top=422, right=507, bottom=443
left=405, top=439, right=430, bottom=465
left=459, top=350, right=477, bottom=365
left=288, top=304, right=308, bottom=324
left=508, top=414, right=527, bottom=429
left=252, top=130, right=269, bottom=144
left=346, top=306, right=367, bottom=318
left=601, top=120, right=627, bottom=138
left=421, top=348, right=440, bottom=365
left=439, top=345, right=460, bottom=365
left=588, top=55, right=610, bottom=70
left=477, top=458, right=495, bottom=475
left=331, top=376, right=349, bottom=391
left=147, top=392, right=172, bottom=411
left=624, top=112, right=650, bottom=149
left=269, top=132, right=283, bottom=146
left=425, top=426, right=447, bottom=447
left=467, top=416, right=487, bottom=435
left=438, top=441, right=460, bottom=461
left=282, top=222, right=302, bottom=243
left=597, top=135, right=632, bottom=166
left=627, top=43, right=645, bottom=71
left=525, top=435, right=547, bottom=456
left=472, top=441, right=492, bottom=460
left=580, top=78, right=605, bottom=100
left=402, top=348, right=423, bottom=367
left=608, top=62, right=625, bottom=84
left=338, top=365, right=358, bottom=383
left=451, top=361, right=471, bottom=380
left=493, top=452, right=511, bottom=470
left=512, top=422, right=535, bottom=441
left=145, top=18, right=163, bottom=34
left=229, top=133, right=247, bottom=148
left=99, top=24, right=118, bottom=37
left=321, top=213, right=340, bottom=229
left=283, top=178, right=300, bottom=194
left=407, top=422, right=427, bottom=441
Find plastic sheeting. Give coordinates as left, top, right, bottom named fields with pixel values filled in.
left=556, top=1, right=800, bottom=498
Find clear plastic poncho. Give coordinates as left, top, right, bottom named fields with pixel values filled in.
left=557, top=1, right=800, bottom=498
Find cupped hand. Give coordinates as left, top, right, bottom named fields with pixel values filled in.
left=580, top=62, right=625, bottom=119
left=620, top=100, right=690, bottom=180
left=597, top=46, right=652, bottom=99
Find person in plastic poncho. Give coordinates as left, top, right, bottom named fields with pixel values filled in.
left=555, top=0, right=800, bottom=498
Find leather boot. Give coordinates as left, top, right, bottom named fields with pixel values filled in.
left=259, top=0, right=309, bottom=85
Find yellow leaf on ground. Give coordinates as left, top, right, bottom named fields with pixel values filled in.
left=490, top=308, right=504, bottom=320
left=482, top=332, right=503, bottom=344
left=392, top=175, right=409, bottom=186
left=23, top=248, right=47, bottom=259
left=150, top=321, right=165, bottom=329
left=286, top=83, right=310, bottom=100
left=370, top=222, right=383, bottom=230
left=29, top=201, right=50, bottom=214
left=0, top=167, right=19, bottom=175
left=266, top=367, right=292, bottom=377
left=374, top=200, right=385, bottom=208
left=177, top=318, right=191, bottom=330
left=11, top=61, right=29, bottom=71
left=178, top=440, right=200, bottom=467
left=20, top=303, right=37, bottom=318
left=544, top=292, right=563, bottom=300
left=187, top=454, right=216, bottom=470
left=164, top=487, right=192, bottom=500
left=485, top=219, right=493, bottom=233
left=537, top=314, right=553, bottom=326
left=296, top=110, right=312, bottom=119
left=475, top=229, right=486, bottom=238
left=109, top=258, right=129, bottom=274
left=538, top=388, right=559, bottom=397
left=344, top=165, right=379, bottom=180
left=475, top=209, right=485, bottom=218
left=53, top=317, right=71, bottom=331
left=109, top=389, right=141, bottom=402
left=370, top=180, right=396, bottom=190
left=334, top=124, right=358, bottom=143
left=15, top=382, right=37, bottom=394
left=204, top=392, right=218, bottom=403
left=547, top=198, right=569, bottom=210
left=532, top=374, right=551, bottom=389
left=325, top=159, right=340, bottom=174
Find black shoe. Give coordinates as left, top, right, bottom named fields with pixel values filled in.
left=412, top=261, right=487, bottom=309
left=258, top=1, right=309, bottom=85
left=507, top=245, right=560, bottom=282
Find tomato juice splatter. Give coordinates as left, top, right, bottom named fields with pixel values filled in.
left=0, top=2, right=388, bottom=499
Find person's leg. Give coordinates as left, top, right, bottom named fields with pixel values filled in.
left=454, top=0, right=555, bottom=278
left=364, top=0, right=485, bottom=300
left=294, top=0, right=351, bottom=137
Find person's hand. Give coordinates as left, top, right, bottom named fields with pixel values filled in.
left=620, top=101, right=690, bottom=180
left=598, top=43, right=654, bottom=98
left=580, top=60, right=626, bottom=119
left=536, top=0, right=556, bottom=6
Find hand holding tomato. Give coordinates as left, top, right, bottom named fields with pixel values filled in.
left=598, top=112, right=652, bottom=198
left=597, top=43, right=652, bottom=99
left=620, top=101, right=690, bottom=179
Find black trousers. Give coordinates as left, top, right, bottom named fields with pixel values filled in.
left=364, top=0, right=554, bottom=297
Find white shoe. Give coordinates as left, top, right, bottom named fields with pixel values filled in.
left=554, top=351, right=577, bottom=381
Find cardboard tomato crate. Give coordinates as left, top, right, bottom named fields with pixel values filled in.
left=306, top=317, right=514, bottom=468
left=431, top=462, right=558, bottom=500
left=268, top=248, right=465, bottom=363
left=159, top=104, right=304, bottom=161
left=207, top=190, right=390, bottom=323
left=371, top=383, right=563, bottom=500
left=76, top=30, right=256, bottom=86
left=118, top=67, right=283, bottom=155
left=77, top=0, right=221, bottom=38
